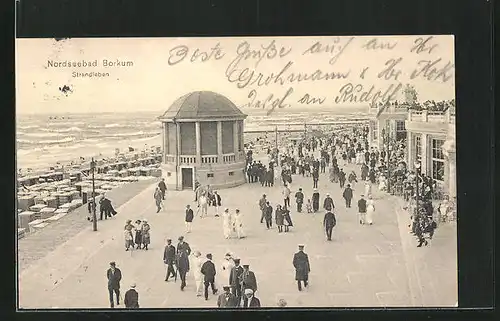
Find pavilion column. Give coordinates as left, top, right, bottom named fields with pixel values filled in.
left=407, top=131, right=413, bottom=170
left=162, top=123, right=167, bottom=163
left=448, top=151, right=456, bottom=198
left=195, top=122, right=201, bottom=165
left=217, top=121, right=223, bottom=163
left=420, top=133, right=428, bottom=175
left=176, top=122, right=181, bottom=190
left=233, top=121, right=239, bottom=161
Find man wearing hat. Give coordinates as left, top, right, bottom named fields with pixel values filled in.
left=176, top=236, right=191, bottom=290
left=124, top=283, right=139, bottom=308
left=239, top=264, right=258, bottom=306
left=342, top=183, right=354, bottom=208
left=323, top=193, right=335, bottom=211
left=312, top=188, right=320, bottom=213
left=200, top=253, right=218, bottom=300
left=217, top=285, right=238, bottom=308
left=357, top=194, right=367, bottom=225
left=242, top=288, right=261, bottom=308
left=106, top=261, right=122, bottom=308
left=323, top=209, right=337, bottom=241
left=163, top=239, right=176, bottom=281
left=229, top=258, right=244, bottom=304
left=293, top=245, right=310, bottom=291
left=295, top=188, right=304, bottom=212
left=258, top=194, right=267, bottom=223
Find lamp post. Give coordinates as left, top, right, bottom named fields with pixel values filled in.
left=275, top=126, right=279, bottom=162
left=91, top=158, right=97, bottom=231
left=414, top=162, right=421, bottom=218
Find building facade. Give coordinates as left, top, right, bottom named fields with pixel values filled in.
left=405, top=108, right=456, bottom=198
left=158, top=91, right=247, bottom=190
left=367, top=104, right=408, bottom=149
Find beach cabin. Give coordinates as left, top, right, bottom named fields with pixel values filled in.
left=158, top=91, right=247, bottom=190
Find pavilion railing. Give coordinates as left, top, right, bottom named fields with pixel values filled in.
left=179, top=156, right=196, bottom=165
left=201, top=155, right=218, bottom=164
left=222, top=153, right=236, bottom=163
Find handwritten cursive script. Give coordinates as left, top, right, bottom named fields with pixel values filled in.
left=302, top=37, right=354, bottom=65
left=168, top=43, right=225, bottom=66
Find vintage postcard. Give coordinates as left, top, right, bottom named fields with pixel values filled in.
left=16, top=36, right=457, bottom=309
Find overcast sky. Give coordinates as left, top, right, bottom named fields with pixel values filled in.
left=16, top=35, right=455, bottom=115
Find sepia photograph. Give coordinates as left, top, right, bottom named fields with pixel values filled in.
left=16, top=35, right=457, bottom=309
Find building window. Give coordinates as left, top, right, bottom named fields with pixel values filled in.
left=431, top=139, right=445, bottom=181
left=415, top=135, right=422, bottom=164
left=395, top=120, right=406, bottom=141
left=228, top=171, right=234, bottom=176
left=167, top=172, right=171, bottom=177
left=207, top=173, right=214, bottom=178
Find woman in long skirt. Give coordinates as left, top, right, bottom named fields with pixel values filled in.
left=124, top=220, right=135, bottom=251
left=234, top=209, right=245, bottom=239
left=141, top=219, right=151, bottom=250
left=198, top=193, right=208, bottom=218
left=275, top=205, right=284, bottom=233
left=283, top=208, right=293, bottom=232
left=364, top=180, right=372, bottom=198
left=134, top=220, right=142, bottom=249
left=312, top=189, right=320, bottom=213
left=222, top=208, right=232, bottom=239
left=366, top=195, right=375, bottom=225
left=192, top=251, right=204, bottom=296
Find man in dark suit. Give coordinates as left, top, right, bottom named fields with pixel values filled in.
left=240, top=264, right=258, bottom=307
left=323, top=209, right=337, bottom=241
left=158, top=178, right=167, bottom=200
left=106, top=261, right=122, bottom=308
left=99, top=195, right=112, bottom=220
left=293, top=245, right=311, bottom=291
left=217, top=286, right=238, bottom=308
left=343, top=184, right=354, bottom=208
left=163, top=239, right=176, bottom=281
left=242, top=289, right=261, bottom=308
left=176, top=236, right=191, bottom=290
left=323, top=193, right=335, bottom=211
left=200, top=253, right=218, bottom=300
left=124, top=283, right=139, bottom=308
left=229, top=258, right=244, bottom=305
left=358, top=195, right=367, bottom=225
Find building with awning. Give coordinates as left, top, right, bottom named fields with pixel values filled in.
left=405, top=108, right=456, bottom=198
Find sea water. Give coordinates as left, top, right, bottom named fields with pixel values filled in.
left=16, top=108, right=369, bottom=170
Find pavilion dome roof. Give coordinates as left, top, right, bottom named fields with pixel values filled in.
left=160, top=91, right=247, bottom=120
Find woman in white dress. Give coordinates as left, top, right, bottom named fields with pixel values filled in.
left=366, top=195, right=375, bottom=225
left=191, top=250, right=204, bottom=297
left=222, top=208, right=232, bottom=239
left=234, top=208, right=245, bottom=239
left=220, top=253, right=235, bottom=287
left=378, top=175, right=387, bottom=191
left=197, top=192, right=208, bottom=218
left=364, top=180, right=372, bottom=198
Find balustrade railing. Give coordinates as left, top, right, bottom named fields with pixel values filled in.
left=179, top=156, right=196, bottom=165
left=201, top=155, right=218, bottom=164
left=408, top=109, right=455, bottom=124
left=222, top=154, right=236, bottom=163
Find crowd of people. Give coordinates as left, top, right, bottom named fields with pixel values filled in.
left=372, top=99, right=456, bottom=113
left=109, top=121, right=456, bottom=308
left=108, top=234, right=315, bottom=308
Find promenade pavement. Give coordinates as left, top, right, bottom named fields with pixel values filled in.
left=18, top=157, right=457, bottom=309
left=17, top=179, right=156, bottom=272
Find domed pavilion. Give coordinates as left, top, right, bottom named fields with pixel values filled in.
left=158, top=91, right=248, bottom=190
